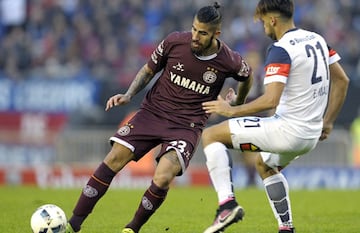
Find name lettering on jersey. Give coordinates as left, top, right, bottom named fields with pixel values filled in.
left=313, top=85, right=329, bottom=99
left=265, top=63, right=290, bottom=77
left=170, top=71, right=210, bottom=95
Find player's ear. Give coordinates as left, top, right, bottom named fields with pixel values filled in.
left=215, top=30, right=221, bottom=37
left=270, top=16, right=276, bottom=26
left=269, top=14, right=279, bottom=26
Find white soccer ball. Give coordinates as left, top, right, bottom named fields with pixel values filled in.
left=30, top=204, right=67, bottom=233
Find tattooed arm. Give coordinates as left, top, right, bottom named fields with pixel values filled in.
left=125, top=64, right=155, bottom=98
left=105, top=64, right=155, bottom=111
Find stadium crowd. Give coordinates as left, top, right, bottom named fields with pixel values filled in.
left=0, top=0, right=359, bottom=82
left=0, top=0, right=359, bottom=126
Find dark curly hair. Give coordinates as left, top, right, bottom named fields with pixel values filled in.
left=196, top=2, right=222, bottom=26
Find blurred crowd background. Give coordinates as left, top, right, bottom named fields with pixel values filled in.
left=0, top=0, right=359, bottom=188
left=0, top=0, right=359, bottom=127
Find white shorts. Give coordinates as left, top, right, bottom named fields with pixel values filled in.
left=228, top=115, right=319, bottom=168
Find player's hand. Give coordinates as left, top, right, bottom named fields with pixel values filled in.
left=202, top=95, right=233, bottom=117
left=225, top=88, right=237, bottom=105
left=105, top=94, right=131, bottom=111
left=319, top=122, right=333, bottom=141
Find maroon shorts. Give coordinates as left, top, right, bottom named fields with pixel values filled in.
left=110, top=109, right=202, bottom=175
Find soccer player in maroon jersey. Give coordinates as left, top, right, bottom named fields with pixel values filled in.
left=65, top=2, right=253, bottom=233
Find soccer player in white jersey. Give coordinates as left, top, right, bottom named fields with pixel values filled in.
left=201, top=0, right=349, bottom=233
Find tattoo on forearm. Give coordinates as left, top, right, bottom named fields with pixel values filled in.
left=126, top=66, right=154, bottom=97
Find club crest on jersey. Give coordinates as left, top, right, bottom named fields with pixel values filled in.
left=117, top=124, right=133, bottom=136
left=203, top=68, right=217, bottom=84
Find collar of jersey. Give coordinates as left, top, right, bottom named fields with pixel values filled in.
left=194, top=53, right=218, bottom=60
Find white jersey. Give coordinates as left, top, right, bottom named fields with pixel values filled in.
left=264, top=28, right=341, bottom=139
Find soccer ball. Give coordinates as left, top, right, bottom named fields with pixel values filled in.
left=30, top=204, right=67, bottom=233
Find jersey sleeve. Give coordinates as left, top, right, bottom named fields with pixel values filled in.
left=328, top=45, right=341, bottom=65
left=230, top=50, right=252, bottom=81
left=147, top=33, right=176, bottom=73
left=263, top=45, right=291, bottom=85
left=234, top=59, right=252, bottom=81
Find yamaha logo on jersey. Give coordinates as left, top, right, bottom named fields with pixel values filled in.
left=117, top=124, right=132, bottom=136
left=203, top=69, right=217, bottom=84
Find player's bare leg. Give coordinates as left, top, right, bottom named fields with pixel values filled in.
left=241, top=151, right=257, bottom=186
left=122, top=150, right=181, bottom=233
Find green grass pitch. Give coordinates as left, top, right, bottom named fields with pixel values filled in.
left=1, top=186, right=359, bottom=233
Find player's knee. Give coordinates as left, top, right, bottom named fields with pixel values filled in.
left=202, top=127, right=217, bottom=146
left=255, top=155, right=263, bottom=169
left=153, top=172, right=173, bottom=188
left=104, top=143, right=134, bottom=172
left=255, top=155, right=277, bottom=179
left=153, top=152, right=181, bottom=188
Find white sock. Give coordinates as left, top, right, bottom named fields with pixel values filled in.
left=204, top=142, right=234, bottom=204
left=263, top=173, right=293, bottom=228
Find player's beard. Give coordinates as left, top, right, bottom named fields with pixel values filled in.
left=191, top=36, right=213, bottom=56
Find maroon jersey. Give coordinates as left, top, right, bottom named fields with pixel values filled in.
left=142, top=31, right=251, bottom=128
